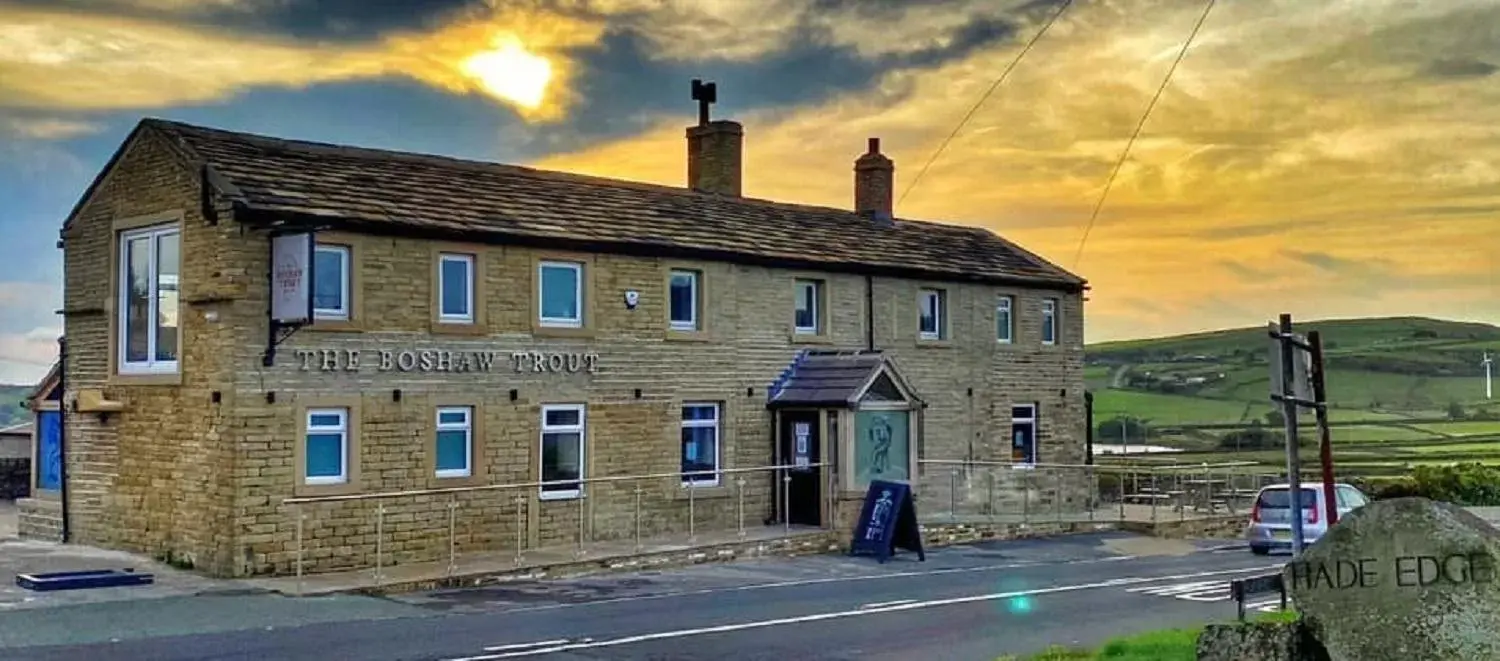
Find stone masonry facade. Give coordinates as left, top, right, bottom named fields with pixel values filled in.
left=50, top=121, right=1087, bottom=579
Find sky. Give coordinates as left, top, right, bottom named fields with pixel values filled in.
left=1, top=0, right=1498, bottom=384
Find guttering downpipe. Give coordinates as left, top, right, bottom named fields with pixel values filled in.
left=865, top=274, right=874, bottom=350
left=58, top=336, right=71, bottom=543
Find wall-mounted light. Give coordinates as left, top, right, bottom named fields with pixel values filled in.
left=392, top=389, right=402, bottom=403
left=509, top=389, right=518, bottom=402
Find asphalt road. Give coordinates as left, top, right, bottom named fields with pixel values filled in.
left=2, top=532, right=1289, bottom=661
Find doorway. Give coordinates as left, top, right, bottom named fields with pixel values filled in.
left=777, top=410, right=823, bottom=526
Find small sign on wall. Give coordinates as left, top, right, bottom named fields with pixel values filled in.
left=270, top=233, right=314, bottom=324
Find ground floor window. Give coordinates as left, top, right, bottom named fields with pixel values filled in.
left=540, top=404, right=585, bottom=499
left=435, top=406, right=473, bottom=478
left=681, top=402, right=720, bottom=486
left=854, top=409, right=911, bottom=486
left=1011, top=404, right=1038, bottom=466
left=305, top=408, right=349, bottom=485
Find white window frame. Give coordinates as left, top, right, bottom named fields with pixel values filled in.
left=313, top=243, right=351, bottom=321
left=434, top=406, right=473, bottom=478
left=996, top=295, right=1014, bottom=344
left=539, top=403, right=586, bottom=500
left=304, top=408, right=349, bottom=485
left=538, top=260, right=584, bottom=328
left=1011, top=404, right=1038, bottom=469
left=437, top=253, right=475, bottom=324
left=918, top=288, right=945, bottom=340
left=1042, top=298, right=1059, bottom=346
left=117, top=223, right=181, bottom=375
left=680, top=402, right=721, bottom=487
left=793, top=279, right=821, bottom=334
left=669, top=269, right=700, bottom=331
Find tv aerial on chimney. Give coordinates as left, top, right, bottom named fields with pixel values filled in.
left=691, top=79, right=717, bottom=126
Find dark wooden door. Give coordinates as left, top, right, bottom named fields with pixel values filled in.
left=777, top=410, right=823, bottom=527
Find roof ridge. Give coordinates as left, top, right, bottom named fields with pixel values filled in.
left=141, top=118, right=1033, bottom=240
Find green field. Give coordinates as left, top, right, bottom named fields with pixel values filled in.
left=1089, top=316, right=1500, bottom=477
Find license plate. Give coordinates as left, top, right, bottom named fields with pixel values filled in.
left=1272, top=530, right=1291, bottom=541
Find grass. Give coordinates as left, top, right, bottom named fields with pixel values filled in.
left=1092, top=390, right=1271, bottom=425
left=1002, top=611, right=1299, bottom=660
left=1410, top=421, right=1500, bottom=437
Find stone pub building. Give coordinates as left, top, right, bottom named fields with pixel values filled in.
left=21, top=83, right=1088, bottom=577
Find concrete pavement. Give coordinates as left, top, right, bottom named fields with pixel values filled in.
left=1, top=532, right=1284, bottom=661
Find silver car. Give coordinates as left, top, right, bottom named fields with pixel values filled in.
left=1245, top=482, right=1370, bottom=555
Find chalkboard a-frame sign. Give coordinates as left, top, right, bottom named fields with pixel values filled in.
left=849, top=479, right=926, bottom=563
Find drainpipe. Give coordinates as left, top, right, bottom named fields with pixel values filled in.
left=1084, top=390, right=1095, bottom=466
left=57, top=336, right=70, bottom=543
left=864, top=275, right=874, bottom=350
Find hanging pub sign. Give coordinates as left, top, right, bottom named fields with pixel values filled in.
left=270, top=232, right=314, bottom=325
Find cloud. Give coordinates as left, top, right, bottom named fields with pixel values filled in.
left=0, top=116, right=103, bottom=140
left=1423, top=57, right=1499, bottom=80
left=0, top=326, right=59, bottom=385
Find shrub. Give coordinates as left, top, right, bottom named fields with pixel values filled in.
left=1363, top=463, right=1500, bottom=506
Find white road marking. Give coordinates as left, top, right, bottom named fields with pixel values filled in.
left=486, top=554, right=1144, bottom=615
left=1126, top=579, right=1230, bottom=602
left=482, top=640, right=576, bottom=652
left=445, top=564, right=1279, bottom=661
left=1246, top=598, right=1287, bottom=613
left=860, top=599, right=916, bottom=609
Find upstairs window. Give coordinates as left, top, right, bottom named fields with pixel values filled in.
left=313, top=243, right=351, bottom=321
left=669, top=269, right=700, bottom=331
left=793, top=279, right=823, bottom=335
left=918, top=288, right=946, bottom=340
left=1042, top=298, right=1059, bottom=346
left=438, top=253, right=475, bottom=324
left=118, top=224, right=180, bottom=374
left=538, top=261, right=584, bottom=328
left=996, top=295, right=1014, bottom=344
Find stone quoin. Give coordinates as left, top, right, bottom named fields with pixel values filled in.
left=19, top=85, right=1089, bottom=578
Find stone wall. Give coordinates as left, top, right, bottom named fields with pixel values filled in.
left=17, top=498, right=62, bottom=542
left=0, top=458, right=28, bottom=500
left=59, top=126, right=1088, bottom=578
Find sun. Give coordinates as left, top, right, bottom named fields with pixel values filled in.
left=459, top=35, right=553, bottom=110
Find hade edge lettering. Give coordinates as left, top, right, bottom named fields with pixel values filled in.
left=293, top=348, right=600, bottom=374
left=1288, top=552, right=1495, bottom=591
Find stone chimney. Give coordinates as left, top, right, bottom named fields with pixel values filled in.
left=855, top=137, right=894, bottom=223
left=685, top=78, right=742, bottom=196
left=686, top=120, right=743, bottom=196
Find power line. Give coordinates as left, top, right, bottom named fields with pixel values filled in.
left=1070, top=0, right=1218, bottom=271
left=897, top=0, right=1076, bottom=209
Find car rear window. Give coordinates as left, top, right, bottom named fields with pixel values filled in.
left=1257, top=488, right=1317, bottom=508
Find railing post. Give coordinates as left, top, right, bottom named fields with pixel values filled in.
left=736, top=476, right=747, bottom=539
left=374, top=503, right=386, bottom=586
left=688, top=479, right=697, bottom=544
left=1053, top=469, right=1063, bottom=523
left=948, top=469, right=959, bottom=521
left=447, top=495, right=458, bottom=576
left=1178, top=472, right=1186, bottom=522
left=295, top=503, right=305, bottom=597
left=633, top=483, right=644, bottom=553
left=1089, top=466, right=1098, bottom=522
left=1119, top=469, right=1128, bottom=521
left=513, top=493, right=525, bottom=568
left=986, top=470, right=996, bottom=522
left=782, top=468, right=792, bottom=534
left=1151, top=472, right=1160, bottom=524
left=576, top=489, right=587, bottom=560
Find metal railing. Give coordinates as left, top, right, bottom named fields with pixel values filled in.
left=915, top=459, right=1282, bottom=527
left=279, top=462, right=832, bottom=592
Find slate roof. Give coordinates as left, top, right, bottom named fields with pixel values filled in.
left=767, top=350, right=921, bottom=409
left=103, top=119, right=1086, bottom=290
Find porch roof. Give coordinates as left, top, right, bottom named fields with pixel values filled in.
left=766, top=349, right=924, bottom=409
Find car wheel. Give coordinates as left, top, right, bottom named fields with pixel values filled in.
left=1251, top=545, right=1270, bottom=556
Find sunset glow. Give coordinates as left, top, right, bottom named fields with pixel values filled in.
left=459, top=36, right=553, bottom=111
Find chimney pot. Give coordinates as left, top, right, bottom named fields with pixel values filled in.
left=855, top=137, right=894, bottom=223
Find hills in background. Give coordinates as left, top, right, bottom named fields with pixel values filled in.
left=0, top=384, right=30, bottom=428
left=1087, top=316, right=1500, bottom=426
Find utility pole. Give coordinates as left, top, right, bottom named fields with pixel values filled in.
left=1269, top=314, right=1317, bottom=557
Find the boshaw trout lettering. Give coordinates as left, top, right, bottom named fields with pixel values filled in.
left=293, top=348, right=601, bottom=374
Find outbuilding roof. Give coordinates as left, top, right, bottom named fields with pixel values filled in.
left=89, top=119, right=1086, bottom=291
left=767, top=350, right=923, bottom=409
